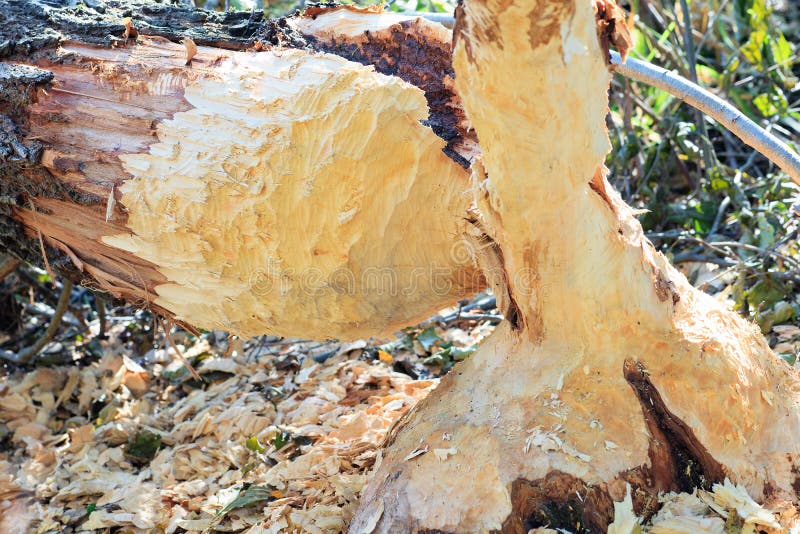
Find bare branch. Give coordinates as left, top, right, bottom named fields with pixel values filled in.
left=157, top=317, right=203, bottom=382
left=609, top=51, right=800, bottom=184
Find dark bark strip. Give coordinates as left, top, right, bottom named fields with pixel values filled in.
left=624, top=359, right=726, bottom=491
left=307, top=13, right=478, bottom=167
left=501, top=472, right=610, bottom=533
left=0, top=0, right=297, bottom=59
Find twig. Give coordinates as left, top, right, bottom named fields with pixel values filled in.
left=441, top=295, right=497, bottom=323
left=1, top=280, right=74, bottom=365
left=609, top=52, right=800, bottom=183
left=671, top=253, right=737, bottom=266
left=96, top=296, right=107, bottom=338
left=0, top=255, right=21, bottom=282
left=649, top=231, right=800, bottom=272
left=157, top=317, right=202, bottom=381
left=411, top=12, right=800, bottom=184
left=708, top=240, right=800, bottom=268
left=445, top=313, right=504, bottom=325
left=27, top=200, right=56, bottom=287
left=707, top=196, right=731, bottom=238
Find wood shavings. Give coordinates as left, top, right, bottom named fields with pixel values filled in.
left=649, top=516, right=725, bottom=533
left=0, top=320, right=435, bottom=533
left=699, top=478, right=782, bottom=532
left=608, top=484, right=642, bottom=534
left=5, top=303, right=791, bottom=533
left=523, top=426, right=592, bottom=462
left=105, top=185, right=116, bottom=222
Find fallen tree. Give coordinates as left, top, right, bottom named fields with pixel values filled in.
left=0, top=1, right=484, bottom=339
left=2, top=0, right=800, bottom=532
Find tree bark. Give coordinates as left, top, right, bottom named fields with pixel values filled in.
left=0, top=1, right=483, bottom=338
left=351, top=1, right=800, bottom=532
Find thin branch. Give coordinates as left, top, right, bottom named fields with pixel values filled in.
left=1, top=280, right=74, bottom=365
left=28, top=200, right=56, bottom=287
left=610, top=52, right=800, bottom=183
left=412, top=12, right=800, bottom=184
left=96, top=296, right=107, bottom=338
left=157, top=317, right=202, bottom=382
left=671, top=253, right=737, bottom=266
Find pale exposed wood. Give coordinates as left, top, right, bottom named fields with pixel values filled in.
left=352, top=1, right=800, bottom=532
left=2, top=7, right=484, bottom=340
left=100, top=43, right=477, bottom=339
left=292, top=7, right=480, bottom=166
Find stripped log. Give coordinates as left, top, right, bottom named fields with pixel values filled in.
left=0, top=2, right=484, bottom=338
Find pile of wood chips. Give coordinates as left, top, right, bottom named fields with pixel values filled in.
left=0, top=321, right=446, bottom=533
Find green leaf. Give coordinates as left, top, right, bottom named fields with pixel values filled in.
left=217, top=484, right=275, bottom=518
left=753, top=94, right=778, bottom=117
left=125, top=430, right=161, bottom=463
left=772, top=301, right=795, bottom=324
left=740, top=30, right=766, bottom=68
left=272, top=429, right=291, bottom=450
left=756, top=213, right=776, bottom=248
left=747, top=0, right=771, bottom=31
left=771, top=32, right=793, bottom=64
left=745, top=278, right=786, bottom=311
left=752, top=87, right=787, bottom=118
left=710, top=173, right=730, bottom=191
left=86, top=503, right=97, bottom=516
left=756, top=301, right=795, bottom=333
left=695, top=64, right=720, bottom=86
left=416, top=327, right=441, bottom=351
left=245, top=436, right=266, bottom=453
left=95, top=401, right=119, bottom=426
left=437, top=345, right=477, bottom=362
left=421, top=354, right=447, bottom=366
left=689, top=201, right=718, bottom=234
left=630, top=28, right=648, bottom=59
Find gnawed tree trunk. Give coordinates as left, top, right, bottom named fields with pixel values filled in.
left=3, top=1, right=800, bottom=532
left=0, top=1, right=483, bottom=338
left=350, top=1, right=800, bottom=532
